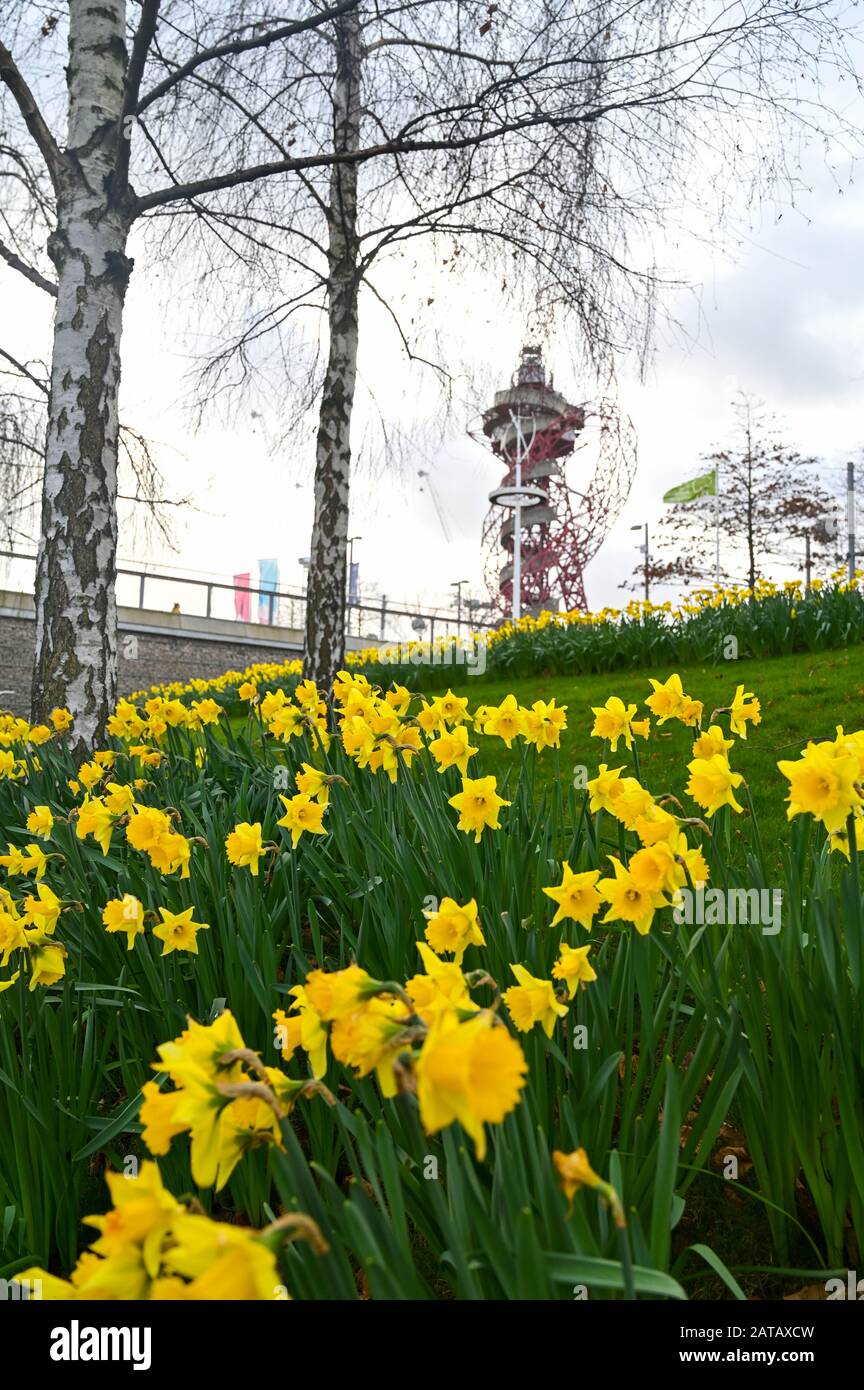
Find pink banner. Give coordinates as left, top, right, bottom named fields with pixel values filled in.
left=234, top=573, right=251, bottom=622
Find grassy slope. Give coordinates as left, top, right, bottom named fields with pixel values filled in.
left=442, top=644, right=864, bottom=1296
left=440, top=644, right=864, bottom=874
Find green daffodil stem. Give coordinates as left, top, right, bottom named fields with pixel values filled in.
left=616, top=1217, right=635, bottom=1301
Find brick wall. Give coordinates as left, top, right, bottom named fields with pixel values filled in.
left=0, top=607, right=303, bottom=718
left=0, top=615, right=34, bottom=717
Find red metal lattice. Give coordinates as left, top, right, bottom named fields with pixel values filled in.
left=477, top=347, right=637, bottom=617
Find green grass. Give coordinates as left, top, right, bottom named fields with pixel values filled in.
left=436, top=643, right=864, bottom=874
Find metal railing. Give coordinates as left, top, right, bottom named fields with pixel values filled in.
left=0, top=549, right=496, bottom=645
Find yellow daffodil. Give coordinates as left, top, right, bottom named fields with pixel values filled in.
left=295, top=763, right=331, bottom=804
left=22, top=882, right=62, bottom=934
left=25, top=805, right=54, bottom=839
left=26, top=933, right=67, bottom=989
left=686, top=754, right=745, bottom=816
left=437, top=689, right=470, bottom=724
left=139, top=1081, right=188, bottom=1154
left=634, top=804, right=679, bottom=846
left=598, top=856, right=666, bottom=935
left=521, top=698, right=567, bottom=750
left=152, top=906, right=210, bottom=956
left=728, top=684, right=761, bottom=739
left=191, top=698, right=222, bottom=726
left=148, top=831, right=191, bottom=878
left=628, top=842, right=678, bottom=896
left=0, top=911, right=27, bottom=966
left=503, top=964, right=568, bottom=1037
left=225, top=821, right=264, bottom=875
left=303, top=963, right=377, bottom=1021
left=429, top=723, right=478, bottom=775
left=103, top=894, right=146, bottom=950
left=482, top=694, right=525, bottom=747
left=542, top=864, right=602, bottom=930
left=645, top=673, right=685, bottom=723
left=415, top=1010, right=528, bottom=1160
left=590, top=696, right=637, bottom=751
left=777, top=741, right=863, bottom=834
left=423, top=896, right=485, bottom=962
left=330, top=996, right=412, bottom=1096
left=406, top=942, right=476, bottom=1025
left=692, top=725, right=734, bottom=759
left=77, top=760, right=104, bottom=792
left=586, top=764, right=626, bottom=813
left=448, top=775, right=510, bottom=842
left=553, top=1148, right=603, bottom=1204
left=552, top=943, right=597, bottom=998
left=103, top=781, right=135, bottom=816
left=609, top=777, right=655, bottom=829
left=279, top=986, right=329, bottom=1078
left=126, top=805, right=172, bottom=852
left=276, top=792, right=327, bottom=848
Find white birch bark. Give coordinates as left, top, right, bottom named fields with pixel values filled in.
left=31, top=0, right=132, bottom=749
left=304, top=8, right=361, bottom=692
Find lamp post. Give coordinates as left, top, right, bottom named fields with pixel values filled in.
left=451, top=578, right=469, bottom=634
left=488, top=411, right=547, bottom=622
left=847, top=461, right=856, bottom=583
left=630, top=522, right=649, bottom=601
left=346, top=535, right=361, bottom=638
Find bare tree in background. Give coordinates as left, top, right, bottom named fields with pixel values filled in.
left=0, top=2, right=860, bottom=739
left=177, top=1, right=861, bottom=688
left=0, top=349, right=189, bottom=554
left=637, top=395, right=843, bottom=591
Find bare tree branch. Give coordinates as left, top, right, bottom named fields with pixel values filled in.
left=0, top=345, right=49, bottom=393
left=113, top=0, right=162, bottom=198
left=136, top=0, right=361, bottom=114
left=0, top=37, right=63, bottom=190
left=0, top=234, right=56, bottom=294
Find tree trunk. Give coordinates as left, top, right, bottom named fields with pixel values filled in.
left=31, top=0, right=132, bottom=751
left=303, top=9, right=361, bottom=693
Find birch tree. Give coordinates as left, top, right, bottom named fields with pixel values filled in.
left=1, top=0, right=360, bottom=748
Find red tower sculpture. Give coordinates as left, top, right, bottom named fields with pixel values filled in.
left=479, top=346, right=637, bottom=616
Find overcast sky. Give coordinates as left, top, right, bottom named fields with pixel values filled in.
left=3, top=72, right=863, bottom=631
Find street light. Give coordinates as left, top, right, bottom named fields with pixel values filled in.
left=451, top=578, right=469, bottom=634
left=488, top=410, right=548, bottom=621
left=630, top=522, right=649, bottom=602
left=346, top=536, right=362, bottom=637
left=347, top=535, right=362, bottom=587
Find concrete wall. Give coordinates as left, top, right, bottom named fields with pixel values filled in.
left=0, top=589, right=369, bottom=717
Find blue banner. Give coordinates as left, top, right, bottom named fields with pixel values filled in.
left=257, top=558, right=279, bottom=624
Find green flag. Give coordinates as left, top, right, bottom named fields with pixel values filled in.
left=663, top=470, right=716, bottom=504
